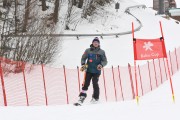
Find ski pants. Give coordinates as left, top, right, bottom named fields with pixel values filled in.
left=80, top=72, right=100, bottom=99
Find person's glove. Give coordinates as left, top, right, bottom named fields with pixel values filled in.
left=97, top=64, right=103, bottom=71
left=80, top=64, right=88, bottom=72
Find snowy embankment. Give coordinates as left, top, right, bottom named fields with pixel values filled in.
left=53, top=0, right=180, bottom=68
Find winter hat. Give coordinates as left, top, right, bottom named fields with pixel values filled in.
left=92, top=37, right=100, bottom=43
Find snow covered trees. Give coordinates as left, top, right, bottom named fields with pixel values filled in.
left=0, top=0, right=114, bottom=65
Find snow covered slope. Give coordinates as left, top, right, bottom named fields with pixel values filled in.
left=1, top=0, right=180, bottom=120
left=53, top=0, right=180, bottom=68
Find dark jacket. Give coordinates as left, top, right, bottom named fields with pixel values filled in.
left=81, top=44, right=108, bottom=74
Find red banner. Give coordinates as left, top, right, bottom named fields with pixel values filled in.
left=133, top=38, right=167, bottom=60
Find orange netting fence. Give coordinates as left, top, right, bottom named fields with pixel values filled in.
left=0, top=47, right=180, bottom=106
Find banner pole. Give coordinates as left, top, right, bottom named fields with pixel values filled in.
left=159, top=21, right=164, bottom=38
left=132, top=22, right=139, bottom=104
left=159, top=21, right=175, bottom=103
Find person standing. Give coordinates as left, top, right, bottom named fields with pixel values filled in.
left=75, top=37, right=108, bottom=106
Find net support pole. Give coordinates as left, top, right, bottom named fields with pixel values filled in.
left=63, top=65, right=69, bottom=104
left=175, top=48, right=179, bottom=71
left=118, top=66, right=124, bottom=101
left=147, top=61, right=153, bottom=91
left=158, top=59, right=163, bottom=84
left=138, top=65, right=144, bottom=96
left=77, top=66, right=81, bottom=93
left=153, top=59, right=158, bottom=87
left=112, top=66, right=117, bottom=102
left=41, top=64, right=48, bottom=106
left=0, top=61, right=7, bottom=106
left=21, top=62, right=29, bottom=106
left=102, top=68, right=107, bottom=102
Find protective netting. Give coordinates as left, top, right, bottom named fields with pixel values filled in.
left=0, top=47, right=179, bottom=106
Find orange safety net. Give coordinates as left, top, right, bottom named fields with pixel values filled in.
left=0, top=47, right=179, bottom=106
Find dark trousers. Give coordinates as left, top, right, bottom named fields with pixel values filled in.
left=79, top=72, right=100, bottom=99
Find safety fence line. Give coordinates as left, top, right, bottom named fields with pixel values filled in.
left=0, top=46, right=179, bottom=106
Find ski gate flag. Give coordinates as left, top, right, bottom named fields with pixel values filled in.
left=133, top=38, right=167, bottom=60
left=132, top=21, right=175, bottom=104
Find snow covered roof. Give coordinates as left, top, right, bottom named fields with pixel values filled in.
left=169, top=8, right=180, bottom=16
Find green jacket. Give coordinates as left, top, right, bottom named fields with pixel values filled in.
left=81, top=44, right=108, bottom=74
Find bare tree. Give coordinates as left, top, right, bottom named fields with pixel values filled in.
left=3, top=0, right=12, bottom=8
left=40, top=0, right=47, bottom=11
left=53, top=0, right=60, bottom=23
left=78, top=0, right=84, bottom=8
left=22, top=0, right=31, bottom=32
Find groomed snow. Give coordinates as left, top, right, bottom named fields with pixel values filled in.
left=1, top=0, right=180, bottom=120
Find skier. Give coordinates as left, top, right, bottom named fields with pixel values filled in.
left=75, top=37, right=108, bottom=106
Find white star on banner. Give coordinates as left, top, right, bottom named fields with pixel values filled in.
left=143, top=41, right=154, bottom=51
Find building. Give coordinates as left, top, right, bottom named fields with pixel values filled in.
left=169, top=8, right=180, bottom=21
left=153, top=0, right=177, bottom=14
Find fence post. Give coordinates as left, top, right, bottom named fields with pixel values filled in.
left=169, top=50, right=173, bottom=75
left=158, top=59, right=163, bottom=84
left=21, top=62, right=29, bottom=106
left=175, top=48, right=179, bottom=71
left=63, top=65, right=69, bottom=104
left=41, top=63, right=48, bottom=106
left=102, top=68, right=107, bottom=102
left=112, top=66, right=117, bottom=102
left=0, top=61, right=7, bottom=106
left=138, top=65, right=144, bottom=96
left=118, top=66, right=124, bottom=101
left=163, top=58, right=168, bottom=80
left=128, top=63, right=135, bottom=99
left=153, top=59, right=158, bottom=87
left=147, top=61, right=153, bottom=91
left=77, top=66, right=81, bottom=93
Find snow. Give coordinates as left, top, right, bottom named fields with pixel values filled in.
left=0, top=71, right=180, bottom=120
left=1, top=0, right=180, bottom=120
left=53, top=0, right=180, bottom=68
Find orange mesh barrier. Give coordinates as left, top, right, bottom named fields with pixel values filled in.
left=0, top=47, right=179, bottom=106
